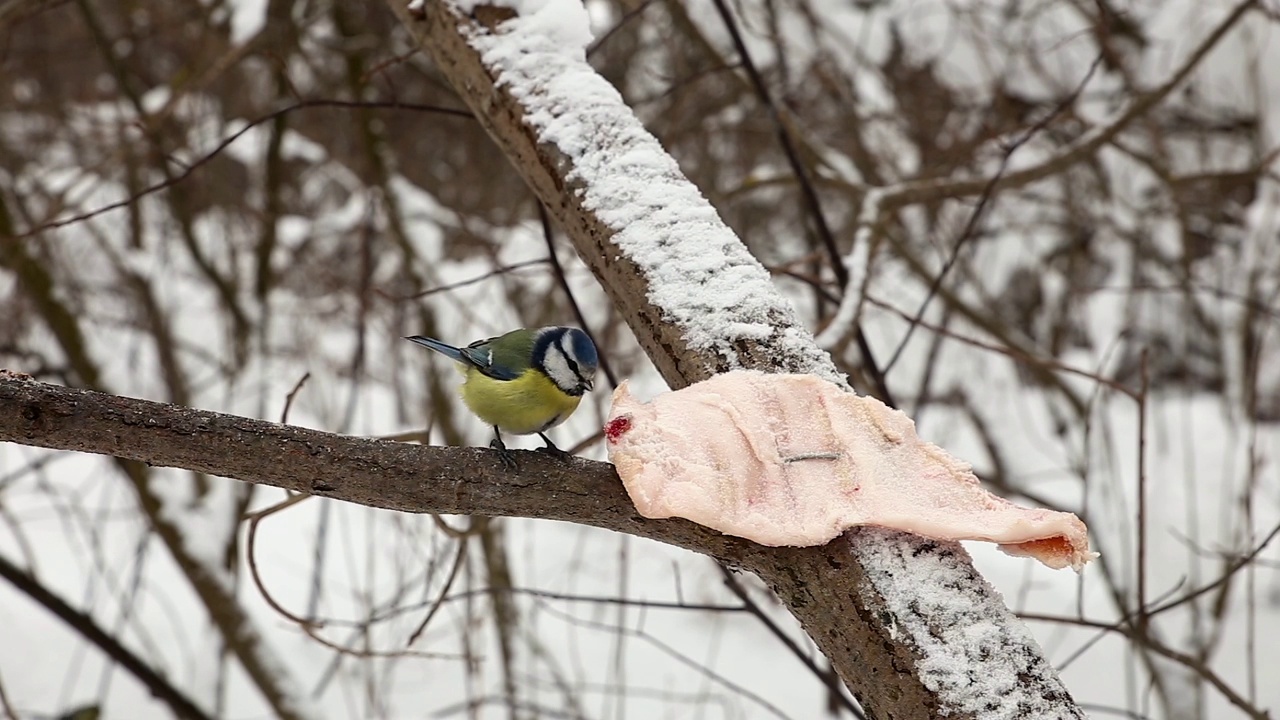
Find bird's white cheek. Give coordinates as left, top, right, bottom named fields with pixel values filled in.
left=542, top=349, right=577, bottom=391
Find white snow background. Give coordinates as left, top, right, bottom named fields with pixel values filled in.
left=1, top=0, right=1278, bottom=718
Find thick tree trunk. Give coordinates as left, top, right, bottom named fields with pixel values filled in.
left=376, top=2, right=1088, bottom=718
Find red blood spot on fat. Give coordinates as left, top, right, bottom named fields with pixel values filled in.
left=605, top=415, right=632, bottom=444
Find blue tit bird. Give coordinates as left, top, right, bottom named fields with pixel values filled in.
left=406, top=326, right=599, bottom=467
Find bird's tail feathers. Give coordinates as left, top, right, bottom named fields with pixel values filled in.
left=405, top=336, right=465, bottom=362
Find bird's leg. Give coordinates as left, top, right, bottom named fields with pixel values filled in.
left=490, top=427, right=518, bottom=470
left=536, top=432, right=571, bottom=460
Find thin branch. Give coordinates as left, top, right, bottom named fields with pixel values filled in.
left=0, top=552, right=214, bottom=720
left=0, top=669, right=17, bottom=720
left=11, top=100, right=472, bottom=239
left=538, top=203, right=619, bottom=389
left=706, top=0, right=839, bottom=280
left=243, top=493, right=461, bottom=661
left=707, top=0, right=894, bottom=405
left=1136, top=349, right=1150, bottom=639
left=246, top=495, right=316, bottom=628
left=1148, top=520, right=1280, bottom=618
left=436, top=586, right=750, bottom=613
left=264, top=583, right=752, bottom=635
left=718, top=566, right=865, bottom=719
left=280, top=372, right=311, bottom=424
left=585, top=0, right=657, bottom=58
left=379, top=259, right=551, bottom=302
left=1022, top=612, right=1270, bottom=720
left=407, top=532, right=469, bottom=645
left=536, top=600, right=797, bottom=720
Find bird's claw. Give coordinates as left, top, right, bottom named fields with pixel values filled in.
left=536, top=444, right=572, bottom=460
left=490, top=439, right=519, bottom=470
left=536, top=433, right=572, bottom=461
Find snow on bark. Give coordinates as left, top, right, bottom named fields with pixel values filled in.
left=456, top=0, right=843, bottom=383
left=409, top=1, right=1086, bottom=716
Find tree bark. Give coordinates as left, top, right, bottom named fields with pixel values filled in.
left=373, top=1, right=1088, bottom=718
left=1, top=372, right=1082, bottom=718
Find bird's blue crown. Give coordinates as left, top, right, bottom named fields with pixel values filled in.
left=563, top=328, right=599, bottom=369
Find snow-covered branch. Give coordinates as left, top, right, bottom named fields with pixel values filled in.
left=387, top=1, right=1086, bottom=717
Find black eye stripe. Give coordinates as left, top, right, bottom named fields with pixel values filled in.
left=553, top=335, right=586, bottom=385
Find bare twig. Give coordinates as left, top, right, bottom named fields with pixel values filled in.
left=707, top=0, right=893, bottom=405
left=585, top=0, right=658, bottom=58
left=407, top=532, right=469, bottom=646
left=245, top=494, right=315, bottom=626
left=718, top=566, right=865, bottom=718
left=0, top=670, right=17, bottom=720
left=11, top=100, right=472, bottom=239
left=1136, top=349, right=1150, bottom=638
left=0, top=553, right=214, bottom=720
left=1148, top=520, right=1280, bottom=618
left=280, top=372, right=311, bottom=424
left=536, top=600, right=797, bottom=720
left=244, top=493, right=461, bottom=661
left=379, top=259, right=552, bottom=302
left=538, top=203, right=619, bottom=388
left=1020, top=612, right=1271, bottom=719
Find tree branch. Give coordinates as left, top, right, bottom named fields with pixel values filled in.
left=376, top=1, right=1086, bottom=717
left=0, top=370, right=1080, bottom=719
left=0, top=550, right=213, bottom=720
left=0, top=372, right=741, bottom=557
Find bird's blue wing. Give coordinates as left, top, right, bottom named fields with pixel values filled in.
left=460, top=339, right=520, bottom=380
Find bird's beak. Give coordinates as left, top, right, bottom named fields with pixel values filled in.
left=584, top=377, right=595, bottom=392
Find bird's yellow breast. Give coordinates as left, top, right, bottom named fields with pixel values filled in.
left=459, top=367, right=583, bottom=435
